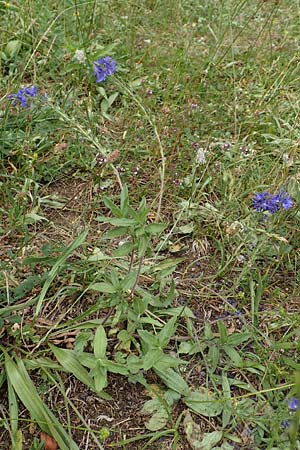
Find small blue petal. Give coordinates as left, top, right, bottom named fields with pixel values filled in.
left=287, top=397, right=300, bottom=411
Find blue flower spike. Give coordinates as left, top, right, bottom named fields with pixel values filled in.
left=8, top=86, right=38, bottom=108
left=252, top=190, right=293, bottom=214
left=93, top=56, right=117, bottom=83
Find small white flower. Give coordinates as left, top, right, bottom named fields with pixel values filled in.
left=237, top=254, right=245, bottom=263
left=282, top=153, right=292, bottom=166
left=196, top=148, right=207, bottom=165
left=74, top=49, right=86, bottom=64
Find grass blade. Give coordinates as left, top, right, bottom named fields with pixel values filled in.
left=5, top=355, right=80, bottom=450
left=35, top=230, right=88, bottom=317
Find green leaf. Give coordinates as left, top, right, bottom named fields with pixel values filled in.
left=145, top=408, right=169, bottom=431
left=133, top=296, right=147, bottom=315
left=144, top=349, right=163, bottom=370
left=150, top=258, right=184, bottom=273
left=222, top=373, right=232, bottom=428
left=145, top=223, right=167, bottom=235
left=120, top=184, right=129, bottom=214
left=102, top=226, right=128, bottom=239
left=138, top=234, right=149, bottom=257
left=112, top=241, right=135, bottom=257
left=105, top=360, right=129, bottom=375
left=153, top=354, right=184, bottom=371
left=207, top=345, right=219, bottom=373
left=184, top=388, right=223, bottom=417
left=120, top=271, right=137, bottom=291
left=141, top=398, right=169, bottom=431
left=96, top=217, right=137, bottom=226
left=94, top=325, right=107, bottom=359
left=50, top=345, right=96, bottom=392
left=158, top=316, right=178, bottom=348
left=88, top=282, right=117, bottom=293
left=108, top=92, right=119, bottom=107
left=5, top=40, right=21, bottom=58
left=35, top=230, right=88, bottom=317
left=138, top=330, right=159, bottom=349
left=103, top=197, right=122, bottom=216
left=227, top=332, right=251, bottom=346
left=223, top=345, right=242, bottom=366
left=217, top=321, right=228, bottom=344
left=5, top=356, right=79, bottom=450
left=91, top=362, right=108, bottom=391
left=155, top=368, right=190, bottom=396
left=24, top=212, right=47, bottom=224
left=204, top=322, right=214, bottom=340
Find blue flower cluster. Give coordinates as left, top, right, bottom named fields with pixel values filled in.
left=93, top=56, right=117, bottom=83
left=252, top=190, right=293, bottom=214
left=281, top=397, right=300, bottom=430
left=8, top=86, right=38, bottom=108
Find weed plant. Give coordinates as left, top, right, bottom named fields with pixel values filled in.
left=1, top=1, right=300, bottom=449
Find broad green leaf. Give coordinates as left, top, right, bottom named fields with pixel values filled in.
left=145, top=223, right=167, bottom=235
left=184, top=388, right=223, bottom=417
left=5, top=356, right=79, bottom=450
left=155, top=368, right=190, bottom=396
left=138, top=329, right=159, bottom=349
left=102, top=197, right=122, bottom=216
left=87, top=248, right=111, bottom=261
left=108, top=92, right=119, bottom=107
left=120, top=184, right=129, bottom=213
left=158, top=316, right=178, bottom=348
left=223, top=345, right=242, bottom=366
left=91, top=363, right=108, bottom=391
left=112, top=241, right=135, bottom=257
left=207, top=345, right=220, bottom=373
left=153, top=354, right=185, bottom=371
left=120, top=270, right=137, bottom=291
left=94, top=325, right=107, bottom=359
left=150, top=258, right=184, bottom=273
left=141, top=398, right=169, bottom=431
left=156, top=306, right=195, bottom=319
left=35, top=230, right=88, bottom=317
left=144, top=349, right=163, bottom=370
left=204, top=322, right=214, bottom=340
left=105, top=360, right=129, bottom=375
left=222, top=373, right=232, bottom=428
left=101, top=99, right=109, bottom=114
left=102, top=226, right=128, bottom=239
left=24, top=212, right=47, bottom=224
left=5, top=40, right=21, bottom=58
left=145, top=409, right=169, bottom=431
left=96, top=217, right=137, bottom=226
left=138, top=235, right=148, bottom=257
left=50, top=345, right=95, bottom=392
left=217, top=321, right=228, bottom=344
left=88, top=282, right=117, bottom=293
left=227, top=333, right=251, bottom=346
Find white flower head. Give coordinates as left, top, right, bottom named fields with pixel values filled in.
left=195, top=148, right=207, bottom=165
left=74, top=49, right=86, bottom=64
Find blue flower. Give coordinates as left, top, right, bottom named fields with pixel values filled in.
left=8, top=86, right=38, bottom=108
left=252, top=190, right=293, bottom=214
left=278, top=190, right=293, bottom=210
left=281, top=419, right=290, bottom=429
left=287, top=397, right=300, bottom=411
left=93, top=56, right=117, bottom=83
